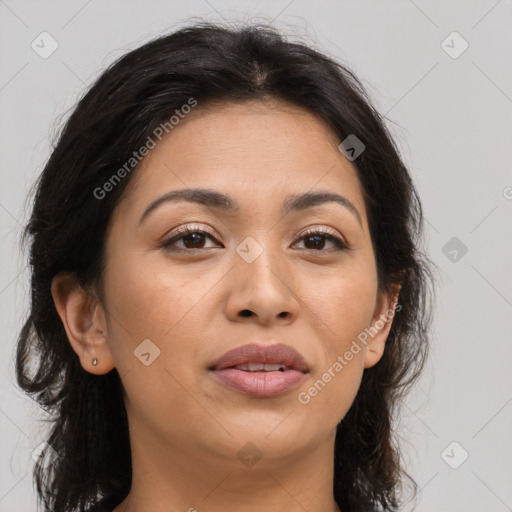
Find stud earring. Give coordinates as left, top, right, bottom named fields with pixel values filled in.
left=92, top=357, right=98, bottom=366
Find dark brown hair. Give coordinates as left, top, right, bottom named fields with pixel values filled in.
left=16, top=20, right=437, bottom=512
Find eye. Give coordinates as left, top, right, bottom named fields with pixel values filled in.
left=292, top=227, right=348, bottom=251
left=161, top=225, right=220, bottom=251
left=160, top=225, right=349, bottom=252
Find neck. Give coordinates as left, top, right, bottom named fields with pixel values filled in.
left=113, top=415, right=341, bottom=512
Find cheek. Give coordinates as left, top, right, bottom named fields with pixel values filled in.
left=293, top=349, right=365, bottom=441
left=102, top=256, right=216, bottom=427
left=106, top=253, right=205, bottom=334
left=295, top=265, right=375, bottom=419
left=304, top=262, right=377, bottom=347
left=104, top=254, right=221, bottom=375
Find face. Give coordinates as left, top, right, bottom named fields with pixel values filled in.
left=55, top=99, right=398, bottom=469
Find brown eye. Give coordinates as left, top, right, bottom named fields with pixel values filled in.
left=293, top=228, right=348, bottom=251
left=161, top=227, right=220, bottom=251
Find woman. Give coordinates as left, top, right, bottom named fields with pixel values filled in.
left=16, top=21, right=437, bottom=512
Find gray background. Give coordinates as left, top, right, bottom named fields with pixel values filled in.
left=1, top=1, right=511, bottom=511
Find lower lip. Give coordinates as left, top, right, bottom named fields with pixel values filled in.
left=212, top=368, right=306, bottom=398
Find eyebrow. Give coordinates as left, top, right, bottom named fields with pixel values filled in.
left=138, top=188, right=363, bottom=228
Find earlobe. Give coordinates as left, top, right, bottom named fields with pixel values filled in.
left=50, top=272, right=115, bottom=375
left=363, top=283, right=401, bottom=369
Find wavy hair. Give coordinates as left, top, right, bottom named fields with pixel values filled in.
left=15, top=20, right=438, bottom=512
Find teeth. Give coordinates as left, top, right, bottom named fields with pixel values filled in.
left=234, top=363, right=287, bottom=372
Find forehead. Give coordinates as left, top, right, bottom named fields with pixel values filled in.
left=118, top=99, right=367, bottom=223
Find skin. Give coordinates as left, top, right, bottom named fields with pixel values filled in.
left=51, top=99, right=400, bottom=512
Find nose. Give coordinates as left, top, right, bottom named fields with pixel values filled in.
left=224, top=245, right=300, bottom=326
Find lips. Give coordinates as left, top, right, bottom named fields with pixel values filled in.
left=209, top=342, right=310, bottom=373
left=209, top=342, right=310, bottom=398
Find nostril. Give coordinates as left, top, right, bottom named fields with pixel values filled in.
left=240, top=310, right=252, bottom=317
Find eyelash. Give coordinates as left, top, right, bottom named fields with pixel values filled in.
left=160, top=225, right=349, bottom=252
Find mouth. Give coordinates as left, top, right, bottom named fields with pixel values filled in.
left=208, top=342, right=309, bottom=398
left=209, top=342, right=309, bottom=372
left=229, top=363, right=290, bottom=372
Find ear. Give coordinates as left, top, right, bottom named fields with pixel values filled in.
left=363, top=283, right=401, bottom=369
left=51, top=271, right=116, bottom=375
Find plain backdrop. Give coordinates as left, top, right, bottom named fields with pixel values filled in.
left=1, top=1, right=511, bottom=511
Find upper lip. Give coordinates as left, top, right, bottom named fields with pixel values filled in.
left=209, top=342, right=310, bottom=373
